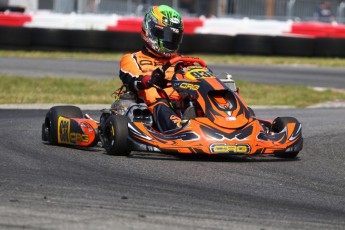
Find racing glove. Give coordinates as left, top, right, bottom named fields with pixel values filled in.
left=129, top=75, right=152, bottom=91
left=141, top=75, right=153, bottom=89
left=131, top=68, right=166, bottom=90
left=150, top=68, right=166, bottom=88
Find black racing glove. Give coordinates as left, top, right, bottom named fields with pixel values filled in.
left=129, top=75, right=152, bottom=91
left=150, top=68, right=166, bottom=88
left=130, top=68, right=166, bottom=91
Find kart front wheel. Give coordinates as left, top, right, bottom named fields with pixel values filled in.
left=248, top=106, right=255, bottom=117
left=102, top=115, right=131, bottom=156
left=271, top=116, right=301, bottom=159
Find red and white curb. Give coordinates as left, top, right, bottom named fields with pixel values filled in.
left=1, top=12, right=345, bottom=38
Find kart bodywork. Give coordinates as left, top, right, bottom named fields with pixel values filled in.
left=42, top=57, right=302, bottom=158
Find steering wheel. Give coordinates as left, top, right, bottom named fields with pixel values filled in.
left=161, top=56, right=207, bottom=72
left=154, top=56, right=207, bottom=111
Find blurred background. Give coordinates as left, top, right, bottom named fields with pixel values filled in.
left=1, top=0, right=345, bottom=23
left=1, top=0, right=345, bottom=57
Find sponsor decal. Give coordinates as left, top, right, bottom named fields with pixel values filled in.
left=163, top=17, right=169, bottom=25
left=170, top=27, right=179, bottom=33
left=81, top=122, right=94, bottom=133
left=179, top=82, right=200, bottom=91
left=186, top=68, right=214, bottom=80
left=170, top=115, right=181, bottom=124
left=187, top=66, right=203, bottom=70
left=170, top=17, right=180, bottom=24
left=225, top=117, right=236, bottom=121
left=210, top=144, right=250, bottom=154
left=155, top=25, right=164, bottom=30
left=57, top=117, right=90, bottom=144
left=70, top=133, right=89, bottom=143
left=58, top=117, right=70, bottom=144
left=139, top=60, right=165, bottom=67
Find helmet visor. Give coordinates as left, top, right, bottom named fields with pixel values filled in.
left=152, top=26, right=183, bottom=51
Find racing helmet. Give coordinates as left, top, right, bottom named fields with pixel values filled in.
left=142, top=5, right=184, bottom=58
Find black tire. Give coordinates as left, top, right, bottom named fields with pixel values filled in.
left=248, top=106, right=255, bottom=117
left=31, top=28, right=69, bottom=50
left=44, top=105, right=83, bottom=144
left=0, top=27, right=31, bottom=48
left=235, top=35, right=273, bottom=55
left=273, top=36, right=314, bottom=57
left=189, top=34, right=235, bottom=54
left=107, top=31, right=143, bottom=52
left=102, top=115, right=131, bottom=156
left=68, top=30, right=108, bottom=51
left=271, top=117, right=301, bottom=159
left=41, top=123, right=48, bottom=141
left=313, top=38, right=345, bottom=58
left=274, top=144, right=300, bottom=159
left=178, top=34, right=194, bottom=53
left=271, top=116, right=298, bottom=133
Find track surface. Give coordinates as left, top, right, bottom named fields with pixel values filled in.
left=1, top=56, right=345, bottom=229
left=1, top=108, right=345, bottom=229
left=1, top=57, right=345, bottom=89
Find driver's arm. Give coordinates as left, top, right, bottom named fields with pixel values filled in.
left=119, top=53, right=164, bottom=91
left=119, top=53, right=148, bottom=91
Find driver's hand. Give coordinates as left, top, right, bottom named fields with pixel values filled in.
left=150, top=68, right=165, bottom=87
left=141, top=75, right=153, bottom=89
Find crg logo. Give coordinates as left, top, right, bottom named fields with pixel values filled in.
left=70, top=133, right=89, bottom=143
left=210, top=144, right=250, bottom=154
left=179, top=82, right=199, bottom=91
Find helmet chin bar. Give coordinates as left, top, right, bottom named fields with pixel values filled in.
left=146, top=43, right=176, bottom=58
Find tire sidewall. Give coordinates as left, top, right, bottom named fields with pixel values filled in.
left=103, top=115, right=130, bottom=156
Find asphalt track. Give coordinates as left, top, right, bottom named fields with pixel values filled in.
left=1, top=57, right=345, bottom=89
left=1, top=57, right=345, bottom=229
left=1, top=108, right=345, bottom=230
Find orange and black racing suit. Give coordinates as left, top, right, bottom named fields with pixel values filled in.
left=119, top=47, right=182, bottom=132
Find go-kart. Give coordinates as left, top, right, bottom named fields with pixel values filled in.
left=42, top=56, right=303, bottom=158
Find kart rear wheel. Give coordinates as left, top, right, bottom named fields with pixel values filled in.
left=43, top=105, right=83, bottom=144
left=102, top=115, right=131, bottom=156
left=271, top=117, right=300, bottom=159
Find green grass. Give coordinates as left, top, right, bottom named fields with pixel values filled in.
left=196, top=54, right=345, bottom=67
left=0, top=50, right=124, bottom=60
left=1, top=50, right=345, bottom=67
left=0, top=50, right=125, bottom=61
left=238, top=81, right=345, bottom=107
left=0, top=76, right=119, bottom=104
left=1, top=50, right=344, bottom=107
left=1, top=76, right=344, bottom=107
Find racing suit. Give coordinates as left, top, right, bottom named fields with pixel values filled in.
left=119, top=46, right=182, bottom=132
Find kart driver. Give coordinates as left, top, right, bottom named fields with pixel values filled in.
left=119, top=5, right=184, bottom=132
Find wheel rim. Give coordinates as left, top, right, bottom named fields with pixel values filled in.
left=103, top=124, right=114, bottom=147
